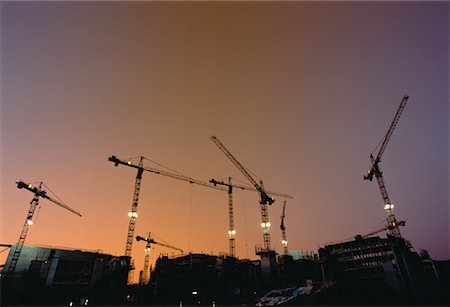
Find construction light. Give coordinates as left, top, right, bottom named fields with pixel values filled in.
left=145, top=247, right=151, bottom=253
left=28, top=184, right=33, bottom=189
left=384, top=204, right=394, bottom=210
left=128, top=212, right=138, bottom=218
left=26, top=219, right=34, bottom=226
left=282, top=240, right=288, bottom=246
left=127, top=160, right=132, bottom=165
left=261, top=222, right=271, bottom=228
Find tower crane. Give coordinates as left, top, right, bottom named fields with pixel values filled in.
left=136, top=233, right=183, bottom=285
left=109, top=154, right=230, bottom=282
left=210, top=177, right=237, bottom=257
left=3, top=181, right=81, bottom=279
left=210, top=135, right=293, bottom=251
left=108, top=155, right=228, bottom=260
left=280, top=200, right=288, bottom=255
left=364, top=95, right=410, bottom=237
left=210, top=177, right=292, bottom=257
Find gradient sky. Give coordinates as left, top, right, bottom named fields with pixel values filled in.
left=1, top=1, right=448, bottom=283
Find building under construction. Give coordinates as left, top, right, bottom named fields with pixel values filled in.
left=1, top=244, right=130, bottom=306
left=317, top=235, right=448, bottom=306
left=133, top=234, right=447, bottom=306
left=1, top=237, right=447, bottom=306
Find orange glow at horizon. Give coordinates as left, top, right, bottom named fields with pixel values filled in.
left=1, top=1, right=448, bottom=284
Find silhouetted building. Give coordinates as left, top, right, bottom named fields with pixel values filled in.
left=318, top=235, right=447, bottom=305
left=1, top=244, right=130, bottom=306
left=255, top=246, right=278, bottom=290
left=277, top=254, right=322, bottom=288
left=147, top=253, right=257, bottom=305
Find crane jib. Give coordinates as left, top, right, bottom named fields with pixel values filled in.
left=363, top=95, right=410, bottom=238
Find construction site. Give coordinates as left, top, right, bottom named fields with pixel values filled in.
left=1, top=96, right=449, bottom=306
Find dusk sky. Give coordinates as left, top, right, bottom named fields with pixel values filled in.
left=1, top=1, right=448, bottom=283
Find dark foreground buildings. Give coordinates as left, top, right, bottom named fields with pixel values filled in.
left=1, top=237, right=448, bottom=306
left=139, top=235, right=447, bottom=306
left=142, top=253, right=258, bottom=306
left=316, top=235, right=448, bottom=306
left=1, top=244, right=130, bottom=306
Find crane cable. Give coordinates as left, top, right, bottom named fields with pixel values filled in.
left=42, top=182, right=66, bottom=204
left=242, top=189, right=249, bottom=259
left=151, top=232, right=173, bottom=246
left=33, top=203, right=42, bottom=224
left=371, top=134, right=385, bottom=157
left=366, top=218, right=388, bottom=235
left=143, top=156, right=191, bottom=178
left=188, top=184, right=193, bottom=252
left=125, top=156, right=194, bottom=179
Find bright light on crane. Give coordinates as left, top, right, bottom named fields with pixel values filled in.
left=261, top=222, right=271, bottom=228
left=128, top=212, right=138, bottom=218
left=3, top=181, right=81, bottom=280
left=280, top=200, right=288, bottom=255
left=384, top=204, right=394, bottom=210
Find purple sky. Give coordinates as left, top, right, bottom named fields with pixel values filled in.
left=1, top=1, right=448, bottom=283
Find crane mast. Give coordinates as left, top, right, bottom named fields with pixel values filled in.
left=142, top=238, right=151, bottom=285
left=211, top=136, right=291, bottom=251
left=210, top=177, right=293, bottom=257
left=364, top=95, right=409, bottom=237
left=280, top=201, right=288, bottom=255
left=128, top=157, right=144, bottom=257
left=109, top=156, right=145, bottom=258
left=210, top=177, right=238, bottom=257
left=136, top=233, right=183, bottom=285
left=4, top=181, right=81, bottom=279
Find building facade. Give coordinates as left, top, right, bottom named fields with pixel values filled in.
left=318, top=235, right=447, bottom=305
left=1, top=244, right=130, bottom=306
